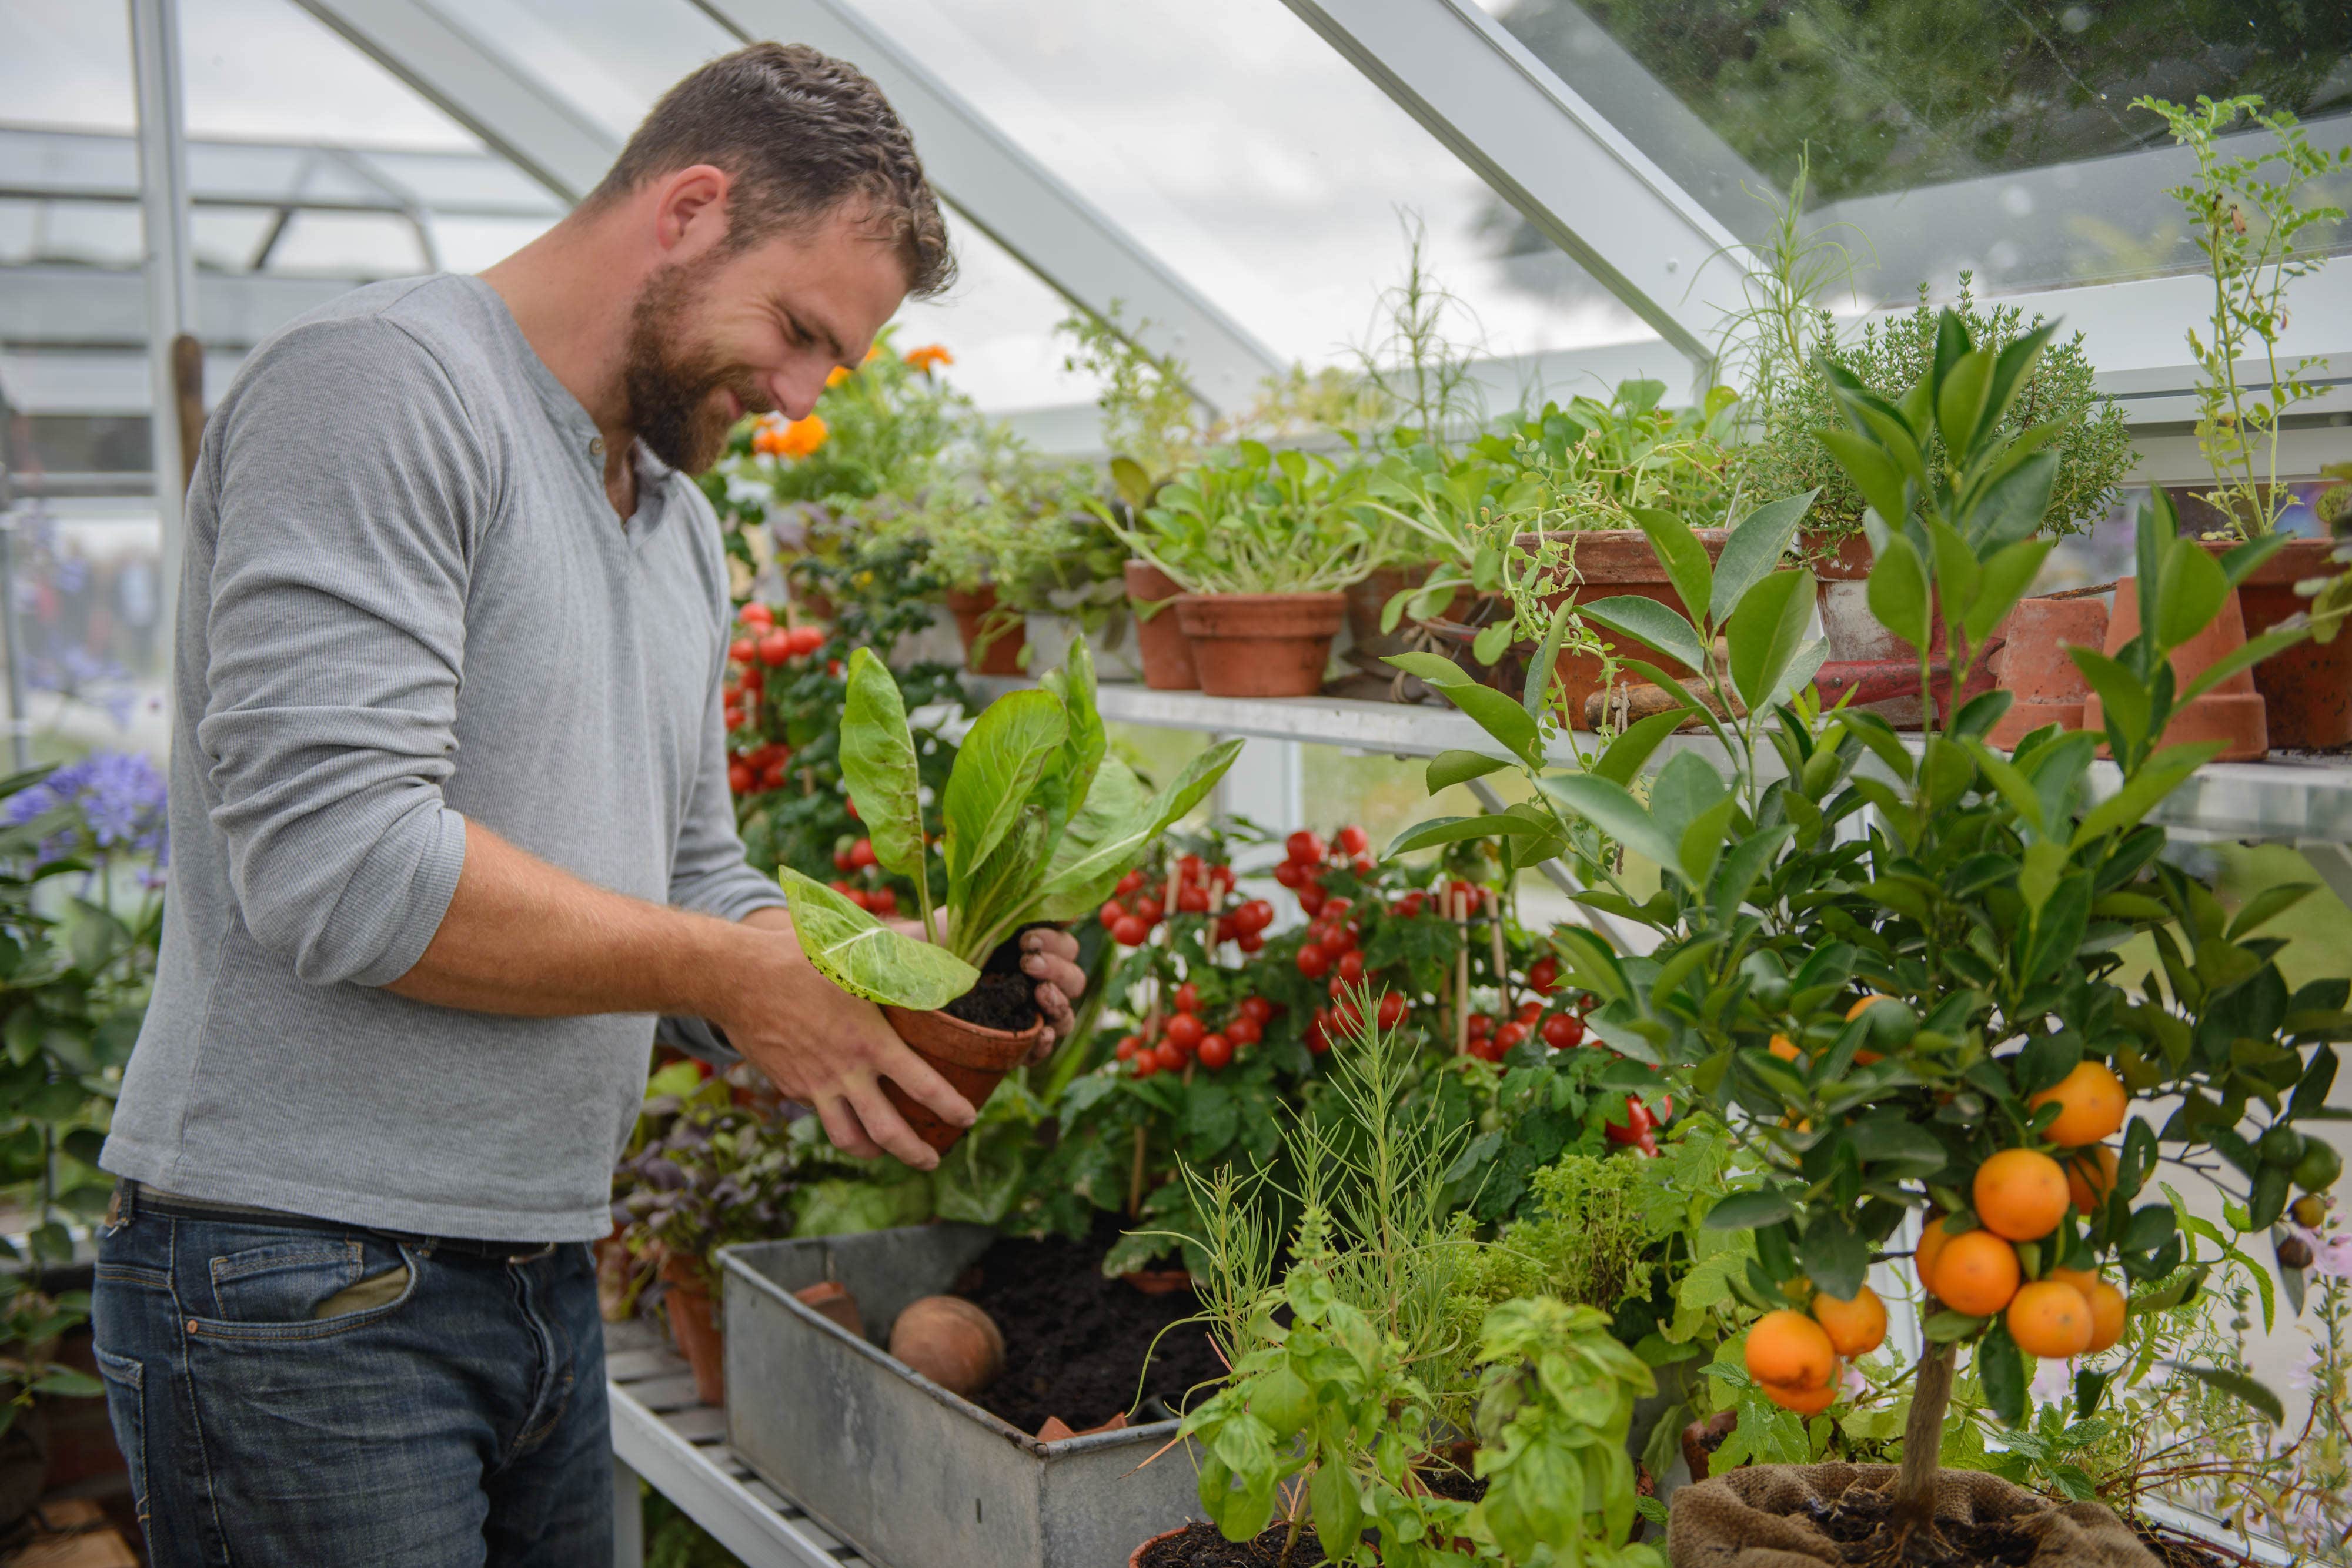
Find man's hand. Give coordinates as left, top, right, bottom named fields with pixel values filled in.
left=1020, top=927, right=1085, bottom=1064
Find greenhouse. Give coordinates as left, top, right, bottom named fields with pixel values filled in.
left=2, top=2, right=2350, bottom=1566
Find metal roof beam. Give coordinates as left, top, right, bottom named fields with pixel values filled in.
left=690, top=0, right=1285, bottom=415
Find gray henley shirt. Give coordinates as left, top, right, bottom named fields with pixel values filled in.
left=101, top=273, right=787, bottom=1242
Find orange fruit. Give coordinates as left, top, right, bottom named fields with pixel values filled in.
left=1769, top=1033, right=1801, bottom=1062
left=2080, top=1279, right=2128, bottom=1353
left=2046, top=1265, right=2101, bottom=1298
left=1974, top=1148, right=2071, bottom=1241
left=1745, top=1309, right=1837, bottom=1396
left=2029, top=1062, right=2129, bottom=1147
left=2065, top=1145, right=2119, bottom=1216
left=1812, top=1285, right=1887, bottom=1357
left=1766, top=1373, right=1842, bottom=1415
left=1916, top=1212, right=1959, bottom=1289
left=1842, top=997, right=1887, bottom=1064
left=1932, top=1231, right=2022, bottom=1316
left=2007, top=1279, right=2094, bottom=1358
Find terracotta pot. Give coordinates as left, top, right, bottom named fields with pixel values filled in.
left=1681, top=1409, right=1738, bottom=1484
left=1345, top=564, right=1436, bottom=661
left=1037, top=1411, right=1130, bottom=1442
left=1803, top=533, right=1962, bottom=730
left=1119, top=1266, right=1193, bottom=1296
left=1172, top=593, right=1346, bottom=698
left=1523, top=528, right=1729, bottom=730
left=1123, top=561, right=1198, bottom=691
left=2218, top=537, right=2350, bottom=751
left=1802, top=529, right=1873, bottom=581
left=943, top=583, right=1026, bottom=677
left=887, top=1295, right=1004, bottom=1398
left=659, top=1255, right=726, bottom=1407
left=793, top=1279, right=864, bottom=1338
left=879, top=1002, right=1048, bottom=1152
left=2081, top=577, right=2267, bottom=762
left=1130, top=1526, right=1190, bottom=1568
left=1987, top=597, right=2109, bottom=749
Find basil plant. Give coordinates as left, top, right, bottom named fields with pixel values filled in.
left=777, top=639, right=1240, bottom=1011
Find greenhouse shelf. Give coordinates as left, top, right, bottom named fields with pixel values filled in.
left=606, top=1318, right=887, bottom=1568
left=968, top=678, right=2352, bottom=849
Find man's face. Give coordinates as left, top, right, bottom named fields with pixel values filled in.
left=622, top=202, right=910, bottom=474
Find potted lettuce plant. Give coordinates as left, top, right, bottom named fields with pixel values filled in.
left=777, top=640, right=1238, bottom=1148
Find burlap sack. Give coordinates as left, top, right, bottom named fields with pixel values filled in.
left=1667, top=1463, right=2156, bottom=1568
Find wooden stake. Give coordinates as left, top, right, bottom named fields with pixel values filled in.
left=1485, top=888, right=1508, bottom=1006
left=1453, top=889, right=1472, bottom=1056
left=1128, top=1125, right=1148, bottom=1219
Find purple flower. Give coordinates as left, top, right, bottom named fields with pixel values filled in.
left=6, top=751, right=168, bottom=868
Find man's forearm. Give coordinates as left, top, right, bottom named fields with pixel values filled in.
left=384, top=817, right=775, bottom=1019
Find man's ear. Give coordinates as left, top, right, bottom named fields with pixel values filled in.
left=652, top=163, right=734, bottom=257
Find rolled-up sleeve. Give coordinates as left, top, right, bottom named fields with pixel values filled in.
left=194, top=318, right=480, bottom=987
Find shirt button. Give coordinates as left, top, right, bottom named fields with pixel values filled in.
left=589, top=436, right=606, bottom=458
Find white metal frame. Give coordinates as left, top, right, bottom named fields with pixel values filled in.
left=127, top=0, right=195, bottom=696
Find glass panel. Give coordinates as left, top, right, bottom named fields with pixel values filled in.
left=836, top=0, right=1653, bottom=370
left=887, top=222, right=1105, bottom=414
left=435, top=0, right=741, bottom=141
left=1476, top=0, right=2352, bottom=298
left=0, top=0, right=135, bottom=130
left=179, top=0, right=480, bottom=149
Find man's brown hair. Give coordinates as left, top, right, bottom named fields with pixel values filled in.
left=589, top=42, right=954, bottom=297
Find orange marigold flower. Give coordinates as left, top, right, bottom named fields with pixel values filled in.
left=774, top=414, right=829, bottom=459
left=825, top=365, right=852, bottom=388
left=863, top=344, right=885, bottom=363
left=903, top=344, right=954, bottom=373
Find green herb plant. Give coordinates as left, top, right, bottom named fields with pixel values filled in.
left=1109, top=440, right=1381, bottom=596
left=2136, top=93, right=2351, bottom=539
left=1390, top=309, right=2343, bottom=1543
left=778, top=640, right=1239, bottom=1005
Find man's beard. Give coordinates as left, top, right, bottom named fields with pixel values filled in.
left=620, top=258, right=766, bottom=475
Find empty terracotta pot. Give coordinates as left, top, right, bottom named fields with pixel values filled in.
left=1987, top=597, right=2109, bottom=748
left=792, top=1279, right=864, bottom=1339
left=1344, top=563, right=1436, bottom=662
left=1123, top=561, right=1198, bottom=691
left=1523, top=527, right=1730, bottom=729
left=1172, top=592, right=1346, bottom=697
left=880, top=1003, right=1048, bottom=1153
left=2082, top=577, right=2267, bottom=762
left=943, top=583, right=1026, bottom=676
left=888, top=1296, right=1004, bottom=1398
left=659, top=1255, right=726, bottom=1407
left=1037, top=1411, right=1129, bottom=1442
left=2217, top=537, right=2350, bottom=751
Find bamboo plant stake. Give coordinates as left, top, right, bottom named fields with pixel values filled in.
left=1453, top=887, right=1472, bottom=1055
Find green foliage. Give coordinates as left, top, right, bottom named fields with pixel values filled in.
left=1057, top=302, right=1211, bottom=490
left=612, top=1069, right=814, bottom=1298
left=1110, top=440, right=1384, bottom=596
left=2136, top=93, right=2352, bottom=539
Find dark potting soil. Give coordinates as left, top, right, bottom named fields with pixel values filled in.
left=980, top=921, right=1060, bottom=977
left=1805, top=1487, right=2039, bottom=1568
left=941, top=971, right=1040, bottom=1032
left=955, top=1226, right=1225, bottom=1437
left=1134, top=1520, right=1329, bottom=1568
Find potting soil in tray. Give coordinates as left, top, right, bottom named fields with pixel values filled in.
left=1805, top=1487, right=2041, bottom=1567
left=1134, top=1520, right=1329, bottom=1568
left=953, top=1227, right=1224, bottom=1436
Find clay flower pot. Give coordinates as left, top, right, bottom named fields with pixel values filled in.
left=2219, top=536, right=2351, bottom=751
left=887, top=1295, right=1004, bottom=1398
left=659, top=1254, right=726, bottom=1407
left=1130, top=1526, right=1190, bottom=1568
left=792, top=1279, right=864, bottom=1338
left=1172, top=592, right=1346, bottom=698
left=943, top=583, right=1026, bottom=677
left=1523, top=527, right=1729, bottom=730
left=1987, top=597, right=2109, bottom=749
left=879, top=1002, right=1047, bottom=1153
left=1123, top=561, right=1199, bottom=691
left=1802, top=528, right=1873, bottom=583
left=1344, top=563, right=1436, bottom=662
left=2081, top=577, right=2267, bottom=762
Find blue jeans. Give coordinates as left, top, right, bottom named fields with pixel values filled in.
left=91, top=1185, right=612, bottom=1567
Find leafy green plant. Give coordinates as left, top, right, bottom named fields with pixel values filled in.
left=1110, top=440, right=1382, bottom=596
left=1058, top=302, right=1212, bottom=504
left=777, top=640, right=1238, bottom=1002
left=1391, top=309, right=2343, bottom=1542
left=2136, top=93, right=2351, bottom=539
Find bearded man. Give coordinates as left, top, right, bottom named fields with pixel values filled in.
left=89, top=43, right=1084, bottom=1567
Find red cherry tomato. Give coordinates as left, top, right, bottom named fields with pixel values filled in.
left=1177, top=884, right=1210, bottom=914
left=847, top=889, right=871, bottom=911
left=1296, top=884, right=1327, bottom=917
left=1330, top=998, right=1362, bottom=1038
left=1296, top=944, right=1331, bottom=979
left=1164, top=1012, right=1205, bottom=1049
left=1516, top=999, right=1545, bottom=1025
left=739, top=665, right=763, bottom=693
left=1112, top=916, right=1149, bottom=946
left=1392, top=892, right=1425, bottom=917
left=1116, top=870, right=1146, bottom=897
left=1115, top=1035, right=1142, bottom=1062
left=1100, top=901, right=1127, bottom=929
left=829, top=880, right=854, bottom=894
left=1172, top=982, right=1200, bottom=1015
left=1337, top=951, right=1365, bottom=985
left=1527, top=956, right=1560, bottom=995
left=1240, top=996, right=1274, bottom=1025
left=1321, top=897, right=1353, bottom=923
left=1376, top=992, right=1406, bottom=1031
left=723, top=707, right=744, bottom=730
left=1319, top=927, right=1355, bottom=959
left=1154, top=1041, right=1188, bottom=1073
left=1336, top=825, right=1368, bottom=855
left=1466, top=1012, right=1493, bottom=1038
left=1287, top=830, right=1327, bottom=867
left=1238, top=932, right=1264, bottom=953
left=1177, top=854, right=1205, bottom=884
left=740, top=603, right=774, bottom=627
left=758, top=628, right=793, bottom=665
left=1210, top=865, right=1236, bottom=890
left=1575, top=992, right=1600, bottom=1015
left=1494, top=1021, right=1531, bottom=1052
left=1305, top=1013, right=1331, bottom=1055
left=1352, top=854, right=1375, bottom=876
left=1605, top=1096, right=1655, bottom=1144
left=729, top=762, right=754, bottom=794
left=1214, top=916, right=1238, bottom=944
left=761, top=760, right=790, bottom=789
left=1272, top=861, right=1305, bottom=889
left=848, top=838, right=877, bottom=870
left=1132, top=1052, right=1159, bottom=1078
left=1227, top=1014, right=1262, bottom=1047
left=1133, top=896, right=1165, bottom=925
left=1542, top=1013, right=1585, bottom=1050
left=871, top=888, right=897, bottom=914
left=788, top=624, right=826, bottom=656
left=1196, top=1034, right=1232, bottom=1070
left=729, top=637, right=757, bottom=665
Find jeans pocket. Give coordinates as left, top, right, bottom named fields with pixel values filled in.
left=92, top=1346, right=148, bottom=1525
left=198, top=1236, right=417, bottom=1337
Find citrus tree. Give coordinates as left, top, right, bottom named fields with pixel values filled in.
left=1388, top=311, right=2347, bottom=1539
